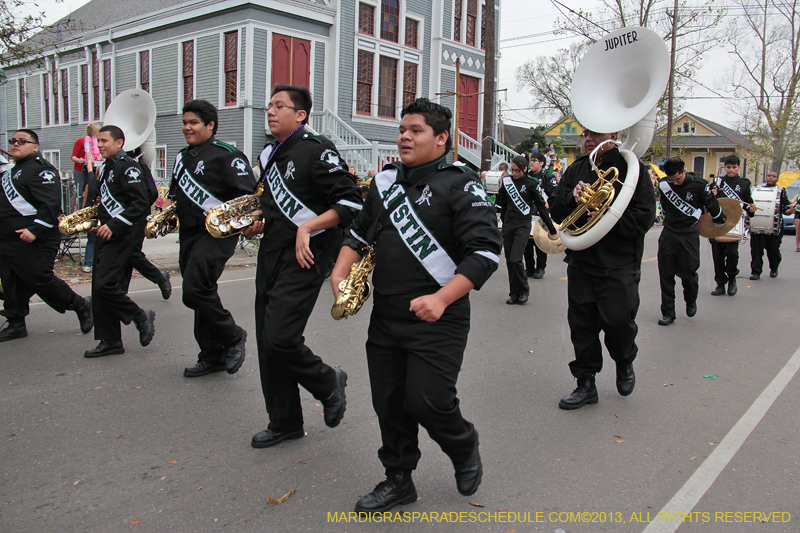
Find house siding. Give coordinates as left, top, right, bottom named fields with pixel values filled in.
left=116, top=53, right=136, bottom=95
left=152, top=43, right=178, bottom=115
left=28, top=74, right=42, bottom=128
left=314, top=42, right=325, bottom=111
left=196, top=35, right=220, bottom=105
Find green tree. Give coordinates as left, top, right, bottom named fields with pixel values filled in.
left=514, top=125, right=547, bottom=153
left=1, top=0, right=79, bottom=68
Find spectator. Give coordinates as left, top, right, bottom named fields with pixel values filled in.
left=81, top=123, right=102, bottom=274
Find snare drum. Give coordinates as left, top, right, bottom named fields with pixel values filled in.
left=749, top=187, right=782, bottom=235
left=715, top=213, right=745, bottom=242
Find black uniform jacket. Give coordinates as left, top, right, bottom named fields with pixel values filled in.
left=0, top=152, right=62, bottom=241
left=658, top=175, right=725, bottom=232
left=714, top=174, right=755, bottom=217
left=168, top=136, right=258, bottom=234
left=345, top=155, right=502, bottom=295
left=549, top=148, right=656, bottom=273
left=87, top=149, right=150, bottom=236
left=495, top=171, right=556, bottom=234
left=257, top=128, right=362, bottom=252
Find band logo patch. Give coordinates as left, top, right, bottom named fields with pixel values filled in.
left=415, top=185, right=432, bottom=206
left=194, top=161, right=205, bottom=175
left=286, top=161, right=295, bottom=180
left=231, top=158, right=249, bottom=176
left=39, top=170, right=56, bottom=183
left=125, top=167, right=141, bottom=182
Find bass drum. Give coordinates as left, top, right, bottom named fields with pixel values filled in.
left=749, top=187, right=781, bottom=235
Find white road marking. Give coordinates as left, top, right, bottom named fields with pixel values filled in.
left=642, top=345, right=800, bottom=533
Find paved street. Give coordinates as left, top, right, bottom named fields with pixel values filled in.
left=2, top=227, right=798, bottom=532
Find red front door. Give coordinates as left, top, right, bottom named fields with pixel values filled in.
left=271, top=34, right=311, bottom=90
left=459, top=74, right=480, bottom=139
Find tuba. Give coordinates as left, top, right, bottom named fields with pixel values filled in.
left=534, top=27, right=669, bottom=253
left=331, top=245, right=376, bottom=320
left=58, top=205, right=99, bottom=236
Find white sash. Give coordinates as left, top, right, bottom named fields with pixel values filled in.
left=659, top=180, right=701, bottom=220
left=502, top=175, right=531, bottom=215
left=99, top=181, right=126, bottom=220
left=174, top=152, right=224, bottom=211
left=264, top=162, right=323, bottom=236
left=717, top=178, right=743, bottom=203
left=374, top=168, right=458, bottom=286
left=2, top=170, right=37, bottom=216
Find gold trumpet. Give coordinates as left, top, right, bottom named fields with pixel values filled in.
left=559, top=167, right=620, bottom=236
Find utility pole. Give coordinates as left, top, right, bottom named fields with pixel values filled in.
left=665, top=0, right=679, bottom=160
left=480, top=0, right=496, bottom=172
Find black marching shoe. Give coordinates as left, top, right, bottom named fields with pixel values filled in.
left=0, top=319, right=27, bottom=342
left=517, top=293, right=529, bottom=305
left=770, top=270, right=778, bottom=278
left=505, top=295, right=519, bottom=305
left=355, top=471, right=417, bottom=514
left=616, top=362, right=636, bottom=396
left=558, top=376, right=598, bottom=410
left=84, top=340, right=125, bottom=358
left=658, top=315, right=675, bottom=326
left=532, top=269, right=545, bottom=279
left=749, top=273, right=760, bottom=280
left=71, top=296, right=93, bottom=334
left=251, top=427, right=305, bottom=449
left=158, top=271, right=172, bottom=300
left=183, top=361, right=226, bottom=377
left=686, top=302, right=697, bottom=318
left=134, top=309, right=156, bottom=346
left=710, top=284, right=726, bottom=296
left=454, top=442, right=483, bottom=496
left=727, top=279, right=737, bottom=296
left=525, top=270, right=535, bottom=278
left=323, top=368, right=348, bottom=428
left=224, top=329, right=247, bottom=374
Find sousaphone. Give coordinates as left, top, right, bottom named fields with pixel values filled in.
left=533, top=27, right=670, bottom=254
left=104, top=89, right=157, bottom=166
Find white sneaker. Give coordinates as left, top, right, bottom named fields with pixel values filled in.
left=83, top=266, right=92, bottom=273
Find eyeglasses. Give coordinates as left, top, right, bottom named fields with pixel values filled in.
left=266, top=103, right=301, bottom=112
left=511, top=167, right=523, bottom=174
left=9, top=138, right=36, bottom=146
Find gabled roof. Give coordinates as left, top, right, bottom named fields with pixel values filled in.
left=500, top=123, right=534, bottom=148
left=653, top=111, right=748, bottom=148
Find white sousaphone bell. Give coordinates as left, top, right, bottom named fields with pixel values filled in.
left=533, top=26, right=670, bottom=253
left=103, top=88, right=157, bottom=166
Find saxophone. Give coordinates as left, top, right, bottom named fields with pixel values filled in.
left=58, top=206, right=99, bottom=236
left=145, top=202, right=179, bottom=239
left=204, top=193, right=263, bottom=239
left=331, top=245, right=376, bottom=320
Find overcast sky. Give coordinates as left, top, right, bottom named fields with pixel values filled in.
left=32, top=0, right=734, bottom=129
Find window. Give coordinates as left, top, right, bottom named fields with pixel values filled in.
left=92, top=52, right=100, bottom=120
left=52, top=64, right=60, bottom=125
left=140, top=51, right=150, bottom=93
left=42, top=74, right=51, bottom=126
left=454, top=0, right=462, bottom=41
left=693, top=156, right=705, bottom=176
left=480, top=4, right=486, bottom=49
left=153, top=146, right=168, bottom=187
left=356, top=50, right=374, bottom=115
left=61, top=69, right=69, bottom=123
left=81, top=64, right=89, bottom=121
left=224, top=31, right=238, bottom=106
left=405, top=18, right=419, bottom=48
left=380, top=0, right=399, bottom=42
left=559, top=122, right=577, bottom=135
left=19, top=78, right=27, bottom=128
left=466, top=0, right=477, bottom=46
left=182, top=41, right=194, bottom=104
left=359, top=3, right=375, bottom=35
left=43, top=150, right=60, bottom=172
left=271, top=34, right=311, bottom=88
left=103, top=59, right=111, bottom=111
left=403, top=62, right=417, bottom=108
left=378, top=56, right=397, bottom=118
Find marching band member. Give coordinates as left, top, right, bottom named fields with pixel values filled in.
left=0, top=129, right=93, bottom=341
left=331, top=99, right=502, bottom=512
left=243, top=85, right=362, bottom=449
left=165, top=99, right=256, bottom=377
left=523, top=152, right=559, bottom=279
left=657, top=158, right=726, bottom=326
left=710, top=155, right=755, bottom=296
left=549, top=129, right=656, bottom=410
left=83, top=126, right=155, bottom=357
left=749, top=170, right=794, bottom=280
left=496, top=154, right=556, bottom=304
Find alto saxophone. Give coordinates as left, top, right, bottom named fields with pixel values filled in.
left=331, top=246, right=376, bottom=320
left=145, top=202, right=178, bottom=239
left=58, top=206, right=99, bottom=236
left=204, top=192, right=263, bottom=239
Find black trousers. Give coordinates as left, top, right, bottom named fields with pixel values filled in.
left=710, top=239, right=740, bottom=285
left=255, top=237, right=336, bottom=433
left=0, top=237, right=81, bottom=320
left=658, top=229, right=700, bottom=318
left=123, top=217, right=163, bottom=293
left=178, top=230, right=242, bottom=363
left=524, top=230, right=547, bottom=274
left=367, top=290, right=476, bottom=472
left=750, top=232, right=782, bottom=275
left=92, top=229, right=142, bottom=341
left=502, top=219, right=530, bottom=296
left=566, top=264, right=640, bottom=379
